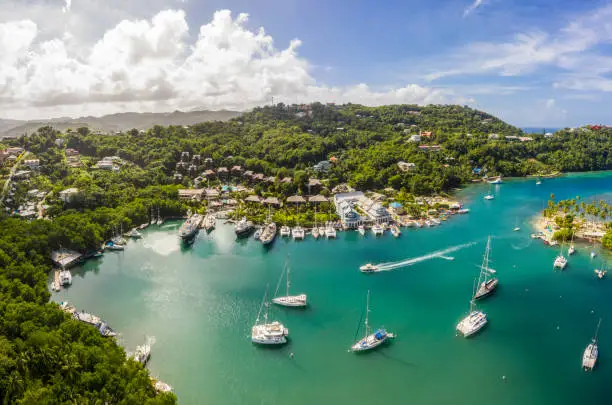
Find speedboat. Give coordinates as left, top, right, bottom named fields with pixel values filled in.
left=358, top=225, right=365, bottom=236
left=280, top=226, right=291, bottom=237
left=253, top=228, right=262, bottom=240
left=360, top=263, right=379, bottom=273
left=372, top=224, right=384, bottom=236
left=456, top=307, right=488, bottom=337
left=554, top=255, right=567, bottom=270
left=59, top=269, right=72, bottom=286
left=131, top=344, right=151, bottom=365
left=292, top=226, right=305, bottom=240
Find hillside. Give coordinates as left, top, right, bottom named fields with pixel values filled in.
left=0, top=109, right=242, bottom=138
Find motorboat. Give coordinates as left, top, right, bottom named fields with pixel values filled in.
left=125, top=228, right=142, bottom=238
left=595, top=269, right=607, bottom=279
left=484, top=194, right=494, bottom=200
left=591, top=251, right=597, bottom=259
left=391, top=225, right=401, bottom=238
left=259, top=222, right=277, bottom=245
left=280, top=226, right=291, bottom=237
left=178, top=214, right=202, bottom=241
left=473, top=237, right=498, bottom=300
left=105, top=241, right=124, bottom=251
left=292, top=226, right=305, bottom=240
left=59, top=301, right=76, bottom=314
left=203, top=214, right=216, bottom=232
left=372, top=224, right=384, bottom=236
left=73, top=311, right=101, bottom=326
left=350, top=291, right=394, bottom=352
left=59, top=268, right=72, bottom=286
left=358, top=225, right=365, bottom=236
left=234, top=217, right=254, bottom=237
left=488, top=176, right=503, bottom=184
left=131, top=344, right=151, bottom=365
left=253, top=228, right=262, bottom=240
left=98, top=322, right=117, bottom=337
left=153, top=379, right=173, bottom=393
left=360, top=263, right=379, bottom=273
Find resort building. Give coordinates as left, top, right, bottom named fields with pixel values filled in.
left=334, top=192, right=365, bottom=229
left=59, top=188, right=80, bottom=203
left=397, top=161, right=416, bottom=172
left=408, top=134, right=421, bottom=142
left=178, top=189, right=204, bottom=201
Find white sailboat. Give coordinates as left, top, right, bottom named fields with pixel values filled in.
left=484, top=184, right=494, bottom=200
left=473, top=236, right=498, bottom=300
left=325, top=221, right=336, bottom=239
left=456, top=296, right=488, bottom=337
left=513, top=217, right=520, bottom=232
left=280, top=225, right=291, bottom=237
left=553, top=244, right=568, bottom=270
left=568, top=233, right=575, bottom=255
left=350, top=290, right=394, bottom=352
left=156, top=207, right=163, bottom=226
left=358, top=225, right=365, bottom=236
left=252, top=286, right=289, bottom=345
left=312, top=205, right=320, bottom=239
left=582, top=319, right=601, bottom=371
left=272, top=257, right=307, bottom=307
left=371, top=223, right=384, bottom=236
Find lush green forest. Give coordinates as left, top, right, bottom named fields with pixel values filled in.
left=2, top=103, right=612, bottom=402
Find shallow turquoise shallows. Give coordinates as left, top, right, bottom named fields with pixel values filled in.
left=53, top=172, right=612, bottom=405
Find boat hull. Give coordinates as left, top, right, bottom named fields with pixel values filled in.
left=456, top=311, right=488, bottom=337
left=272, top=295, right=307, bottom=307
left=351, top=330, right=390, bottom=352
left=474, top=279, right=498, bottom=300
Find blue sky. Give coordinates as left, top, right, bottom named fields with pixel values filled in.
left=2, top=0, right=612, bottom=126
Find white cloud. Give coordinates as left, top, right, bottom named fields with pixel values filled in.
left=463, top=0, right=486, bottom=17
left=427, top=4, right=612, bottom=81
left=0, top=7, right=467, bottom=119
left=62, top=0, right=72, bottom=13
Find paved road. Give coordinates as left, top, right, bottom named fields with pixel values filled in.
left=0, top=151, right=29, bottom=206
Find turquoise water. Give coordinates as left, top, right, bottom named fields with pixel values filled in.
left=53, top=173, right=612, bottom=405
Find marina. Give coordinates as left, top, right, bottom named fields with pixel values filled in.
left=49, top=173, right=612, bottom=405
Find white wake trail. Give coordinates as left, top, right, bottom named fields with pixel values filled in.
left=376, top=242, right=476, bottom=271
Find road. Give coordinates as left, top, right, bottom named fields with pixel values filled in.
left=0, top=151, right=29, bottom=206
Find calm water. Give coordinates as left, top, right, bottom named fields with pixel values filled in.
left=53, top=172, right=612, bottom=405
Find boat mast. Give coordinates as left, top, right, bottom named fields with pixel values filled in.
left=478, top=237, right=491, bottom=286
left=256, top=285, right=269, bottom=325
left=286, top=258, right=291, bottom=297
left=364, top=290, right=371, bottom=338
left=594, top=318, right=602, bottom=343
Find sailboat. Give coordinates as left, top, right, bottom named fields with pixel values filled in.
left=272, top=257, right=307, bottom=307
left=594, top=260, right=607, bottom=279
left=350, top=290, right=394, bottom=352
left=156, top=207, right=163, bottom=225
left=536, top=176, right=542, bottom=185
left=553, top=244, right=568, bottom=270
left=292, top=206, right=305, bottom=240
left=474, top=236, right=498, bottom=300
left=568, top=233, right=575, bottom=255
left=150, top=206, right=156, bottom=225
left=484, top=184, right=494, bottom=200
left=251, top=286, right=289, bottom=345
left=312, top=205, right=320, bottom=239
left=582, top=319, right=601, bottom=371
left=513, top=217, right=520, bottom=232
left=358, top=225, right=365, bottom=236
left=456, top=280, right=488, bottom=337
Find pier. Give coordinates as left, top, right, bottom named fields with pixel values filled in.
left=52, top=269, right=61, bottom=291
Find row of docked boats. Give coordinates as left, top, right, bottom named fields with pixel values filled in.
left=552, top=241, right=607, bottom=279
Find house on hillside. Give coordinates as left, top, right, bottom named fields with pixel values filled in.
left=397, top=161, right=416, bottom=172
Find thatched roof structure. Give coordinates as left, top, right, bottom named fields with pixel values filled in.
left=245, top=195, right=262, bottom=203
left=309, top=195, right=328, bottom=203
left=287, top=195, right=307, bottom=204
left=263, top=197, right=281, bottom=206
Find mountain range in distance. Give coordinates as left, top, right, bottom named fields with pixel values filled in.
left=0, top=110, right=242, bottom=138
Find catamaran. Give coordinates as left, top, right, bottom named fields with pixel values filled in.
left=292, top=226, right=305, bottom=240
left=456, top=282, right=488, bottom=338
left=583, top=319, right=601, bottom=371
left=473, top=237, right=498, bottom=300
left=325, top=222, right=336, bottom=239
left=553, top=244, right=568, bottom=270
left=372, top=223, right=384, bottom=236
left=59, top=268, right=72, bottom=286
left=568, top=234, right=575, bottom=255
left=272, top=257, right=307, bottom=307
left=252, top=286, right=289, bottom=345
left=350, top=290, right=394, bottom=352
left=280, top=225, right=291, bottom=237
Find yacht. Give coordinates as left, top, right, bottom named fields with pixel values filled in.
left=360, top=263, right=380, bottom=273
left=156, top=207, right=163, bottom=225
left=253, top=227, right=262, bottom=240
left=391, top=225, right=401, bottom=238
left=98, top=322, right=117, bottom=337
left=105, top=241, right=124, bottom=251
left=568, top=244, right=575, bottom=255
left=474, top=237, right=498, bottom=300
left=203, top=214, right=216, bottom=232
left=358, top=225, right=366, bottom=236
left=131, top=344, right=151, bottom=365
left=126, top=228, right=142, bottom=238
left=372, top=223, right=384, bottom=236
left=325, top=222, right=336, bottom=239
left=318, top=226, right=326, bottom=237
left=59, top=268, right=72, bottom=286
left=311, top=227, right=320, bottom=239
left=178, top=213, right=202, bottom=241
left=259, top=222, right=277, bottom=245
left=554, top=245, right=568, bottom=270
left=488, top=176, right=503, bottom=184
left=583, top=319, right=601, bottom=371
left=280, top=226, right=291, bottom=237
left=292, top=226, right=305, bottom=240
left=153, top=379, right=173, bottom=393
left=595, top=269, right=607, bottom=279
left=456, top=300, right=488, bottom=338
left=272, top=257, right=307, bottom=307
left=252, top=287, right=289, bottom=345
left=591, top=251, right=597, bottom=259
left=234, top=217, right=254, bottom=237
left=350, top=290, right=394, bottom=352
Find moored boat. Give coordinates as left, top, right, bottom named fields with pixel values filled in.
left=325, top=222, right=336, bottom=239
left=252, top=286, right=289, bottom=345
left=272, top=257, right=307, bottom=308
left=473, top=237, right=498, bottom=300
left=98, top=322, right=117, bottom=337
left=583, top=319, right=601, bottom=371
left=126, top=228, right=142, bottom=238
left=391, top=225, right=401, bottom=238
left=358, top=225, right=366, bottom=235
left=260, top=222, right=277, bottom=245
left=372, top=223, right=384, bottom=236
left=350, top=290, right=394, bottom=352
left=203, top=214, right=216, bottom=232
left=234, top=217, right=254, bottom=237
left=73, top=310, right=101, bottom=326
left=178, top=213, right=203, bottom=241
left=292, top=226, right=305, bottom=240
left=280, top=226, right=291, bottom=237
left=131, top=344, right=151, bottom=365
left=59, top=268, right=72, bottom=286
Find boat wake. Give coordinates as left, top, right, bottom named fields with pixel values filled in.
left=375, top=242, right=476, bottom=271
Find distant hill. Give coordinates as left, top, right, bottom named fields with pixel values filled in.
left=0, top=110, right=242, bottom=138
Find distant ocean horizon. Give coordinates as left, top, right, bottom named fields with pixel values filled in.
left=521, top=127, right=562, bottom=133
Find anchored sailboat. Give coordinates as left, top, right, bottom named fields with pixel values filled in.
left=350, top=290, right=394, bottom=352
left=484, top=184, right=494, bottom=200
left=251, top=286, right=289, bottom=345
left=553, top=243, right=568, bottom=270
left=582, top=318, right=601, bottom=371
left=272, top=257, right=307, bottom=307
left=474, top=236, right=498, bottom=300
left=456, top=280, right=488, bottom=337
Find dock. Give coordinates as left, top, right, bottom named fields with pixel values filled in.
left=52, top=269, right=61, bottom=291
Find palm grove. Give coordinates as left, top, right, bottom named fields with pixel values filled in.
left=1, top=103, right=611, bottom=403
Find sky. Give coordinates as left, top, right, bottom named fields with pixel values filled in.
left=1, top=0, right=612, bottom=126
